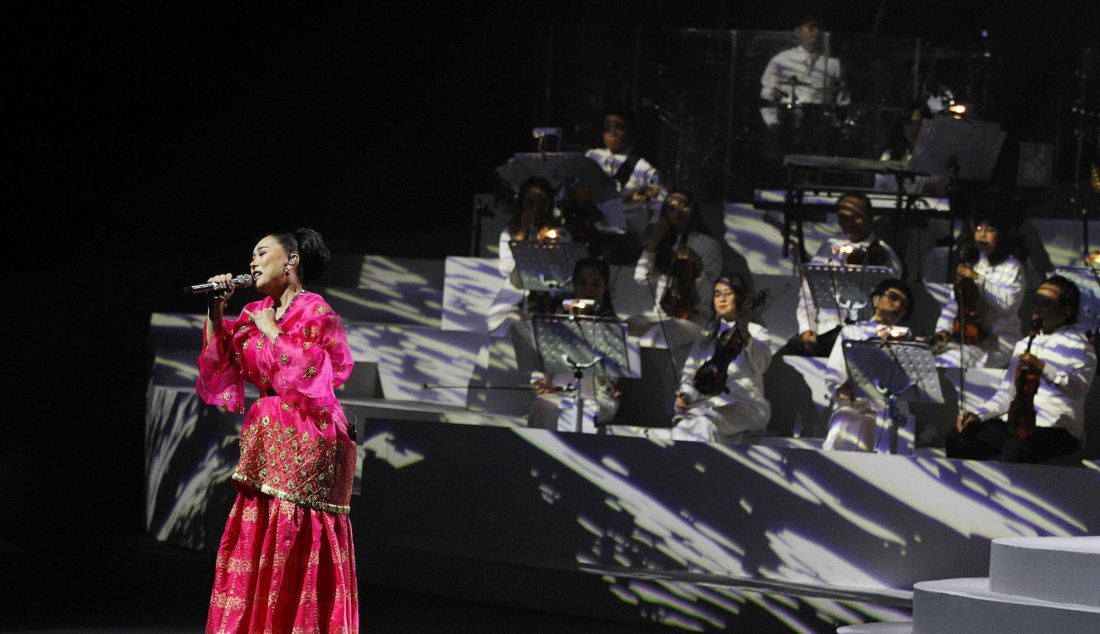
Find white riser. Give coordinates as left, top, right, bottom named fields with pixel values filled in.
left=989, top=536, right=1100, bottom=607
left=913, top=577, right=1100, bottom=634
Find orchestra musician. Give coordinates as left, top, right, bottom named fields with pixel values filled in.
left=948, top=275, right=1097, bottom=463
left=487, top=176, right=571, bottom=337
left=528, top=257, right=622, bottom=433
left=932, top=216, right=1024, bottom=368
left=664, top=276, right=773, bottom=443
left=630, top=190, right=723, bottom=348
left=822, top=278, right=915, bottom=452
left=780, top=191, right=903, bottom=357
left=759, top=16, right=850, bottom=156
left=584, top=106, right=666, bottom=205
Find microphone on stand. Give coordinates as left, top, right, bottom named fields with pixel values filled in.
left=184, top=274, right=254, bottom=294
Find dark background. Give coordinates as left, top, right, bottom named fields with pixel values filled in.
left=4, top=0, right=1098, bottom=625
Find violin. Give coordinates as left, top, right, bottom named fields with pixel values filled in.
left=951, top=268, right=988, bottom=345
left=1006, top=316, right=1042, bottom=438
left=692, top=291, right=768, bottom=396
left=659, top=232, right=699, bottom=320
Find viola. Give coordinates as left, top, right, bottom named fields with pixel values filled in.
left=659, top=232, right=699, bottom=320
left=1006, top=317, right=1042, bottom=438
left=692, top=291, right=768, bottom=396
left=951, top=270, right=988, bottom=345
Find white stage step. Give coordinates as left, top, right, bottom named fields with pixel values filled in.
left=912, top=576, right=1100, bottom=633
left=989, top=536, right=1100, bottom=607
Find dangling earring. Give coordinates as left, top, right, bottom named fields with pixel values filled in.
left=284, top=264, right=290, bottom=276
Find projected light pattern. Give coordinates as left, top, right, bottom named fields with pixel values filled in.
left=504, top=428, right=1100, bottom=631
left=1029, top=219, right=1100, bottom=269
left=344, top=323, right=486, bottom=407
left=442, top=256, right=506, bottom=332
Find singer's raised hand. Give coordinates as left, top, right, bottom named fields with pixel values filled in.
left=242, top=307, right=281, bottom=341
left=204, top=273, right=235, bottom=340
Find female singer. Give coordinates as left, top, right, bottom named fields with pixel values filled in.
left=528, top=257, right=622, bottom=432
left=932, top=216, right=1023, bottom=368
left=197, top=228, right=358, bottom=632
left=629, top=189, right=722, bottom=348
left=666, top=276, right=772, bottom=443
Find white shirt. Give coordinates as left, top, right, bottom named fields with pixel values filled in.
left=673, top=321, right=773, bottom=441
left=934, top=254, right=1024, bottom=368
left=796, top=234, right=903, bottom=335
left=585, top=147, right=666, bottom=200
left=759, top=46, right=849, bottom=126
left=973, top=326, right=1097, bottom=439
left=634, top=231, right=723, bottom=319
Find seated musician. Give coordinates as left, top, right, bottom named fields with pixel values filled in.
left=487, top=176, right=572, bottom=337
left=585, top=106, right=666, bottom=206
left=780, top=191, right=903, bottom=357
left=665, top=276, right=772, bottom=443
left=528, top=257, right=621, bottom=433
left=630, top=190, right=723, bottom=347
left=949, top=275, right=1097, bottom=463
left=932, top=216, right=1023, bottom=368
left=872, top=101, right=946, bottom=195
left=823, top=278, right=914, bottom=452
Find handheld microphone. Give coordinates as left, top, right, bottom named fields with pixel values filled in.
left=184, top=274, right=254, bottom=295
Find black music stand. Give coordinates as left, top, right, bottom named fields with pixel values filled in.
left=908, top=115, right=1006, bottom=280
left=531, top=314, right=631, bottom=433
left=508, top=240, right=590, bottom=294
left=803, top=263, right=893, bottom=325
left=496, top=153, right=620, bottom=204
left=842, top=339, right=943, bottom=454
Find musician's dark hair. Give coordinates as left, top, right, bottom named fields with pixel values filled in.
left=871, top=278, right=914, bottom=322
left=601, top=104, right=633, bottom=130
left=1042, top=275, right=1081, bottom=326
left=654, top=189, right=708, bottom=273
left=572, top=256, right=616, bottom=316
left=836, top=191, right=874, bottom=218
left=269, top=228, right=331, bottom=284
left=509, top=177, right=555, bottom=234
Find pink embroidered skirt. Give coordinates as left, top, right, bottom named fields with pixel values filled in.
left=206, top=488, right=358, bottom=633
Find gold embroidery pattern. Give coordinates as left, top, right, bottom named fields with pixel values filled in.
left=255, top=336, right=264, bottom=350
left=241, top=506, right=258, bottom=523
left=221, top=391, right=232, bottom=401
left=304, top=326, right=319, bottom=339
left=316, top=306, right=327, bottom=314
left=304, top=366, right=318, bottom=379
left=280, top=354, right=290, bottom=365
left=226, top=556, right=253, bottom=573
left=211, top=591, right=247, bottom=610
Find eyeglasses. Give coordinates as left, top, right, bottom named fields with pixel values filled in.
left=882, top=290, right=908, bottom=304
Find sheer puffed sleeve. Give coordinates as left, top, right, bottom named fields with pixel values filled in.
left=269, top=299, right=354, bottom=404
left=197, top=314, right=247, bottom=413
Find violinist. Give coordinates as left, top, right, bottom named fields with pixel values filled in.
left=630, top=190, right=723, bottom=347
left=528, top=257, right=622, bottom=433
left=664, top=276, right=773, bottom=443
left=949, top=276, right=1096, bottom=463
left=487, top=176, right=572, bottom=336
left=932, top=216, right=1023, bottom=369
left=823, top=278, right=915, bottom=452
left=780, top=192, right=903, bottom=357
